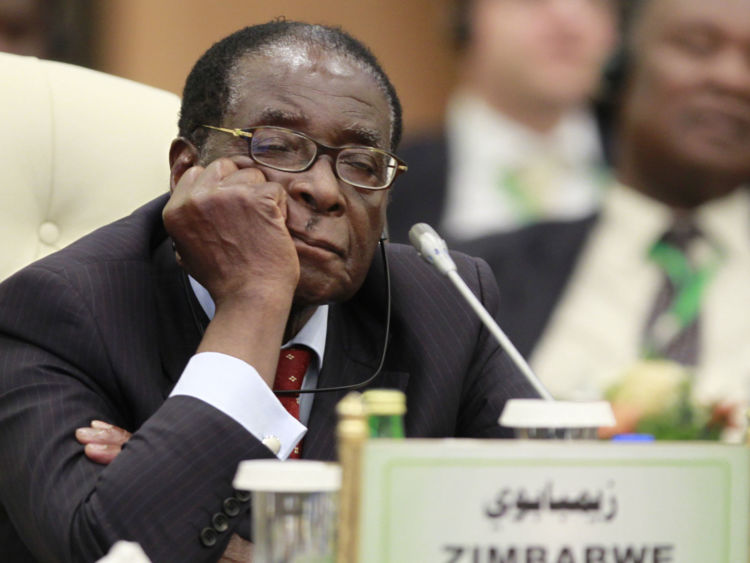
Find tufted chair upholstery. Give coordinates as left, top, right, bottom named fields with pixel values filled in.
left=0, top=52, right=181, bottom=280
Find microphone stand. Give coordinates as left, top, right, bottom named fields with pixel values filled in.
left=445, top=268, right=553, bottom=400
left=409, top=223, right=553, bottom=401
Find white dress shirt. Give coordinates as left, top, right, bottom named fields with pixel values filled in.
left=169, top=277, right=328, bottom=459
left=531, top=184, right=750, bottom=438
left=442, top=91, right=608, bottom=240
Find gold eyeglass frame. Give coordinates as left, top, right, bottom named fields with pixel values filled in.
left=202, top=124, right=408, bottom=190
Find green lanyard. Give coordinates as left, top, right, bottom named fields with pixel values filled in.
left=644, top=237, right=722, bottom=355
left=499, top=167, right=540, bottom=222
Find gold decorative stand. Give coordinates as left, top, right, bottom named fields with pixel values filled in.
left=335, top=392, right=367, bottom=563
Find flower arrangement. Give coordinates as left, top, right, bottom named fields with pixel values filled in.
left=601, top=359, right=733, bottom=440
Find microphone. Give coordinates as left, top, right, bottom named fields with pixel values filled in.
left=408, top=223, right=457, bottom=276
left=409, top=223, right=553, bottom=401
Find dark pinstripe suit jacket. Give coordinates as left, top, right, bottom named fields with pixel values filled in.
left=0, top=195, right=538, bottom=563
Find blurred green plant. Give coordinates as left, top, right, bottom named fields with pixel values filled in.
left=605, top=360, right=730, bottom=440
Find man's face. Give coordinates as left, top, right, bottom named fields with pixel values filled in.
left=201, top=48, right=392, bottom=306
left=468, top=0, right=616, bottom=110
left=623, top=0, right=750, bottom=182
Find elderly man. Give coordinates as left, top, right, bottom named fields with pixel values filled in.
left=462, top=0, right=750, bottom=428
left=0, top=21, right=537, bottom=562
left=387, top=0, right=617, bottom=244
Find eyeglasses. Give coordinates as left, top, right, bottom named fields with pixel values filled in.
left=202, top=125, right=407, bottom=190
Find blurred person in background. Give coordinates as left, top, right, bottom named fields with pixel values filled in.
left=0, top=0, right=93, bottom=66
left=387, top=0, right=617, bottom=244
left=461, top=0, right=750, bottom=437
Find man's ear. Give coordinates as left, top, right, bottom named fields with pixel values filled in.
left=169, top=138, right=200, bottom=193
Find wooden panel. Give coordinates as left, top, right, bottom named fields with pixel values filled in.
left=92, top=0, right=457, bottom=136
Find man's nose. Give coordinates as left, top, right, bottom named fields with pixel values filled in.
left=288, top=156, right=346, bottom=215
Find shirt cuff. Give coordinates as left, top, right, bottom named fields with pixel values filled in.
left=169, top=352, right=306, bottom=459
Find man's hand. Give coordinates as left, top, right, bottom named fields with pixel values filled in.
left=163, top=157, right=299, bottom=385
left=75, top=420, right=133, bottom=465
left=219, top=533, right=254, bottom=563
left=163, top=158, right=300, bottom=306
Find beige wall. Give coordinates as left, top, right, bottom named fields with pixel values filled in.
left=93, top=1, right=458, bottom=139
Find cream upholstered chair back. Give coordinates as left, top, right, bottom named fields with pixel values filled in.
left=0, top=53, right=181, bottom=280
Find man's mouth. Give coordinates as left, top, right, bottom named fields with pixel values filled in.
left=687, top=104, right=750, bottom=144
left=289, top=230, right=345, bottom=258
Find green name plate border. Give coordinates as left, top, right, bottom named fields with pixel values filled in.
left=358, top=441, right=749, bottom=562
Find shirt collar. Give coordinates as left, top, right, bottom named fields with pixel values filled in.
left=693, top=186, right=750, bottom=260
left=283, top=305, right=328, bottom=370
left=600, top=182, right=750, bottom=260
left=598, top=182, right=671, bottom=262
left=446, top=89, right=603, bottom=166
left=188, top=275, right=328, bottom=369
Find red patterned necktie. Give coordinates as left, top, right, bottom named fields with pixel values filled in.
left=273, top=346, right=312, bottom=459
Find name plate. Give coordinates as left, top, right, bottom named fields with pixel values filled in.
left=357, top=440, right=749, bottom=563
